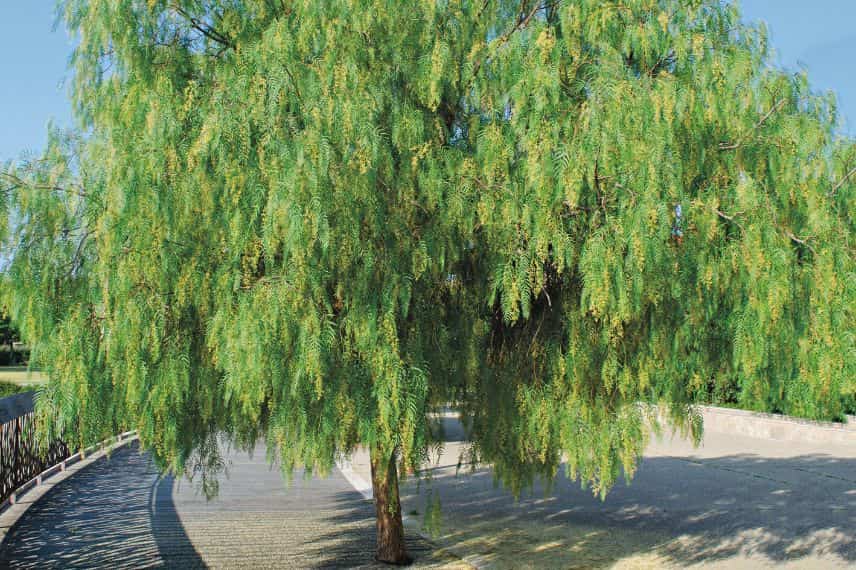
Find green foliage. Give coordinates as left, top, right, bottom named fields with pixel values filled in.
left=422, top=490, right=442, bottom=539
left=0, top=314, right=24, bottom=365
left=1, top=0, right=853, bottom=503
left=0, top=314, right=20, bottom=342
left=0, top=381, right=29, bottom=399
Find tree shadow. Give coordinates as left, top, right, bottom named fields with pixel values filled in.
left=161, top=450, right=460, bottom=570
left=0, top=436, right=458, bottom=568
left=7, top=436, right=851, bottom=568
left=399, top=453, right=856, bottom=568
left=150, top=472, right=207, bottom=568
left=0, top=442, right=205, bottom=569
left=291, top=487, right=462, bottom=569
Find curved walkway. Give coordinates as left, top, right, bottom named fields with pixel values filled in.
left=0, top=442, right=465, bottom=569
left=1, top=411, right=854, bottom=568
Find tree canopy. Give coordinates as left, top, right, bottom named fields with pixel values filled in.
left=2, top=0, right=854, bottom=562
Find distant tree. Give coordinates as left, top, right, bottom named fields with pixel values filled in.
left=0, top=313, right=20, bottom=362
left=2, top=0, right=854, bottom=563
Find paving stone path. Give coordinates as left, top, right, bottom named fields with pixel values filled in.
left=3, top=414, right=854, bottom=569
left=0, top=442, right=465, bottom=569
left=391, top=419, right=856, bottom=569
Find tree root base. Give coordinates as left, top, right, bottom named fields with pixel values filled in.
left=375, top=554, right=414, bottom=566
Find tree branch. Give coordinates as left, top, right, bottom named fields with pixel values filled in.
left=719, top=98, right=786, bottom=151
left=784, top=230, right=817, bottom=256
left=476, top=0, right=491, bottom=20
left=647, top=49, right=676, bottom=77
left=715, top=208, right=745, bottom=233
left=283, top=65, right=303, bottom=103
left=67, top=229, right=94, bottom=276
left=0, top=173, right=88, bottom=199
left=171, top=5, right=234, bottom=50
left=469, top=0, right=542, bottom=84
left=829, top=165, right=856, bottom=197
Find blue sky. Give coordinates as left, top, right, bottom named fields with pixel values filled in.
left=1, top=3, right=74, bottom=160
left=1, top=1, right=854, bottom=160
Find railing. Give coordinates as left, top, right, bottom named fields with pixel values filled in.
left=0, top=412, right=69, bottom=506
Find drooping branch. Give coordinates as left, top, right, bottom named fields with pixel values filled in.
left=66, top=229, right=95, bottom=277
left=0, top=173, right=88, bottom=200
left=714, top=208, right=745, bottom=233
left=719, top=98, right=787, bottom=151
left=469, top=0, right=544, bottom=84
left=476, top=0, right=491, bottom=20
left=647, top=49, right=676, bottom=77
left=282, top=65, right=303, bottom=103
left=829, top=165, right=856, bottom=197
left=170, top=5, right=235, bottom=50
left=784, top=230, right=817, bottom=256
left=715, top=206, right=818, bottom=255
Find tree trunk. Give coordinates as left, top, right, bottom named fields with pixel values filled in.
left=370, top=447, right=412, bottom=565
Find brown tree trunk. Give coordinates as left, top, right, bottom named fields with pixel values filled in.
left=370, top=447, right=412, bottom=565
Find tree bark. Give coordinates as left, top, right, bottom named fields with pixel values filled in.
left=370, top=447, right=412, bottom=565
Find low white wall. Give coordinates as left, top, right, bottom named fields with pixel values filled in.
left=699, top=405, right=855, bottom=445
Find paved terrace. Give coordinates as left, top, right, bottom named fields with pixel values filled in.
left=0, top=442, right=465, bottom=569
left=0, top=408, right=854, bottom=569
left=386, top=416, right=856, bottom=569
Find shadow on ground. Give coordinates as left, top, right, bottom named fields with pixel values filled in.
left=290, top=489, right=461, bottom=568
left=4, top=436, right=853, bottom=569
left=0, top=438, right=461, bottom=569
left=400, top=454, right=856, bottom=568
left=0, top=442, right=204, bottom=569
left=163, top=443, right=464, bottom=569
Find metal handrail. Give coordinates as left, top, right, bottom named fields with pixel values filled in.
left=0, top=416, right=136, bottom=513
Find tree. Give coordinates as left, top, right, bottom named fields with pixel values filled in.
left=0, top=313, right=21, bottom=363
left=2, top=0, right=854, bottom=563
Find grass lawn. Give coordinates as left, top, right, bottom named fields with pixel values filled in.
left=0, top=366, right=47, bottom=387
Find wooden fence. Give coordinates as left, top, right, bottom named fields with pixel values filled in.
left=0, top=412, right=69, bottom=506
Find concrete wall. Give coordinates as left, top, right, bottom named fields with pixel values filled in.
left=700, top=405, right=855, bottom=445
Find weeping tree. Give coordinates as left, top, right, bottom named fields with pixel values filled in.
left=2, top=0, right=854, bottom=563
